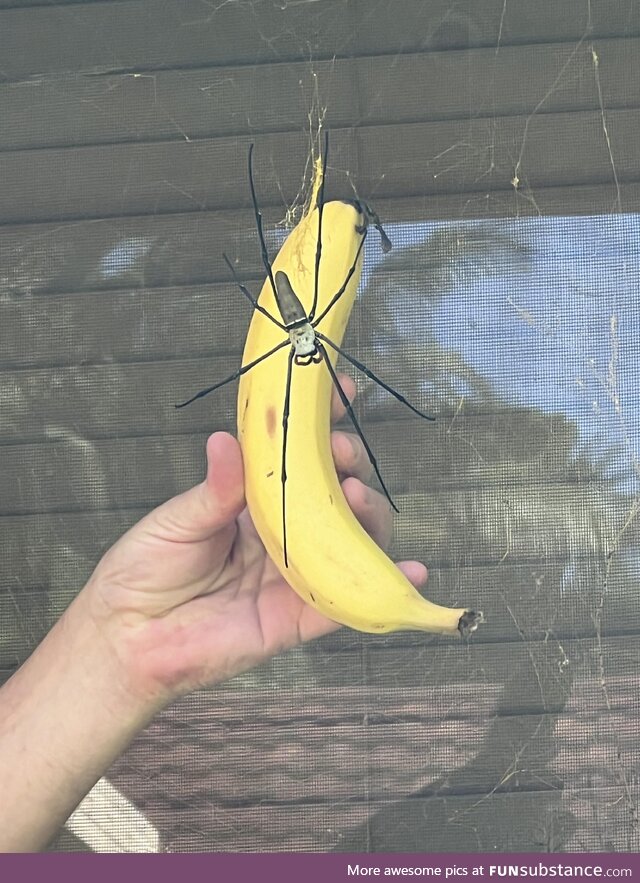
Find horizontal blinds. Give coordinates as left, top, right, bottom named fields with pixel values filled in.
left=0, top=0, right=638, bottom=69
left=0, top=0, right=638, bottom=854
left=1, top=0, right=637, bottom=642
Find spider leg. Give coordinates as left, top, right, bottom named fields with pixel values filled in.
left=317, top=333, right=436, bottom=422
left=309, top=129, right=329, bottom=322
left=318, top=341, right=399, bottom=513
left=362, top=201, right=393, bottom=254
left=175, top=339, right=289, bottom=408
left=247, top=144, right=280, bottom=302
left=310, top=230, right=367, bottom=328
left=281, top=347, right=295, bottom=567
left=222, top=253, right=285, bottom=331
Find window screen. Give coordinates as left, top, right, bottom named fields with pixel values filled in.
left=0, top=0, right=639, bottom=854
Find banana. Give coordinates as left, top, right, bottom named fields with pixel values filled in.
left=236, top=184, right=481, bottom=637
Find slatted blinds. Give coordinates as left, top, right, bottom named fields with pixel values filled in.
left=1, top=0, right=639, bottom=855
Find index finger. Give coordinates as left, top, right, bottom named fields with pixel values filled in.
left=330, top=372, right=356, bottom=422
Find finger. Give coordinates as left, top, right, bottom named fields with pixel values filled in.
left=144, top=432, right=245, bottom=543
left=202, top=430, right=246, bottom=525
left=397, top=560, right=429, bottom=587
left=330, top=372, right=356, bottom=422
left=341, top=478, right=429, bottom=587
left=341, top=476, right=393, bottom=550
left=331, top=431, right=373, bottom=483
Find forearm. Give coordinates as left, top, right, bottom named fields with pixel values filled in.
left=0, top=590, right=164, bottom=852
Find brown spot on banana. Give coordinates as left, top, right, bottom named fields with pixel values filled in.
left=265, top=405, right=276, bottom=438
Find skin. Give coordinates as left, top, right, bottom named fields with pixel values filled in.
left=0, top=376, right=427, bottom=852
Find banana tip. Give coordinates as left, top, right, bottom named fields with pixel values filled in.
left=458, top=610, right=484, bottom=639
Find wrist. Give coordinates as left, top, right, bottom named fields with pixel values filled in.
left=0, top=586, right=166, bottom=851
left=77, top=576, right=178, bottom=713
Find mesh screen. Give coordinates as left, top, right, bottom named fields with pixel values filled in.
left=0, top=0, right=639, bottom=854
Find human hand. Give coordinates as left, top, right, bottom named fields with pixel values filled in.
left=85, top=374, right=428, bottom=705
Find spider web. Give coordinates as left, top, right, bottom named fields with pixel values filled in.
left=0, top=0, right=638, bottom=855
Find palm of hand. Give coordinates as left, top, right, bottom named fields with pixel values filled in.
left=87, top=379, right=426, bottom=701
left=91, top=438, right=338, bottom=699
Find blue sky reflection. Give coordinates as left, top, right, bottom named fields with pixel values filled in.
left=362, top=214, right=640, bottom=497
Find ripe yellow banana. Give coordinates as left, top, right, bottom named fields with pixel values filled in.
left=237, top=189, right=481, bottom=636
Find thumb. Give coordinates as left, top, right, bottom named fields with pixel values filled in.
left=202, top=431, right=246, bottom=530
left=145, top=432, right=245, bottom=543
